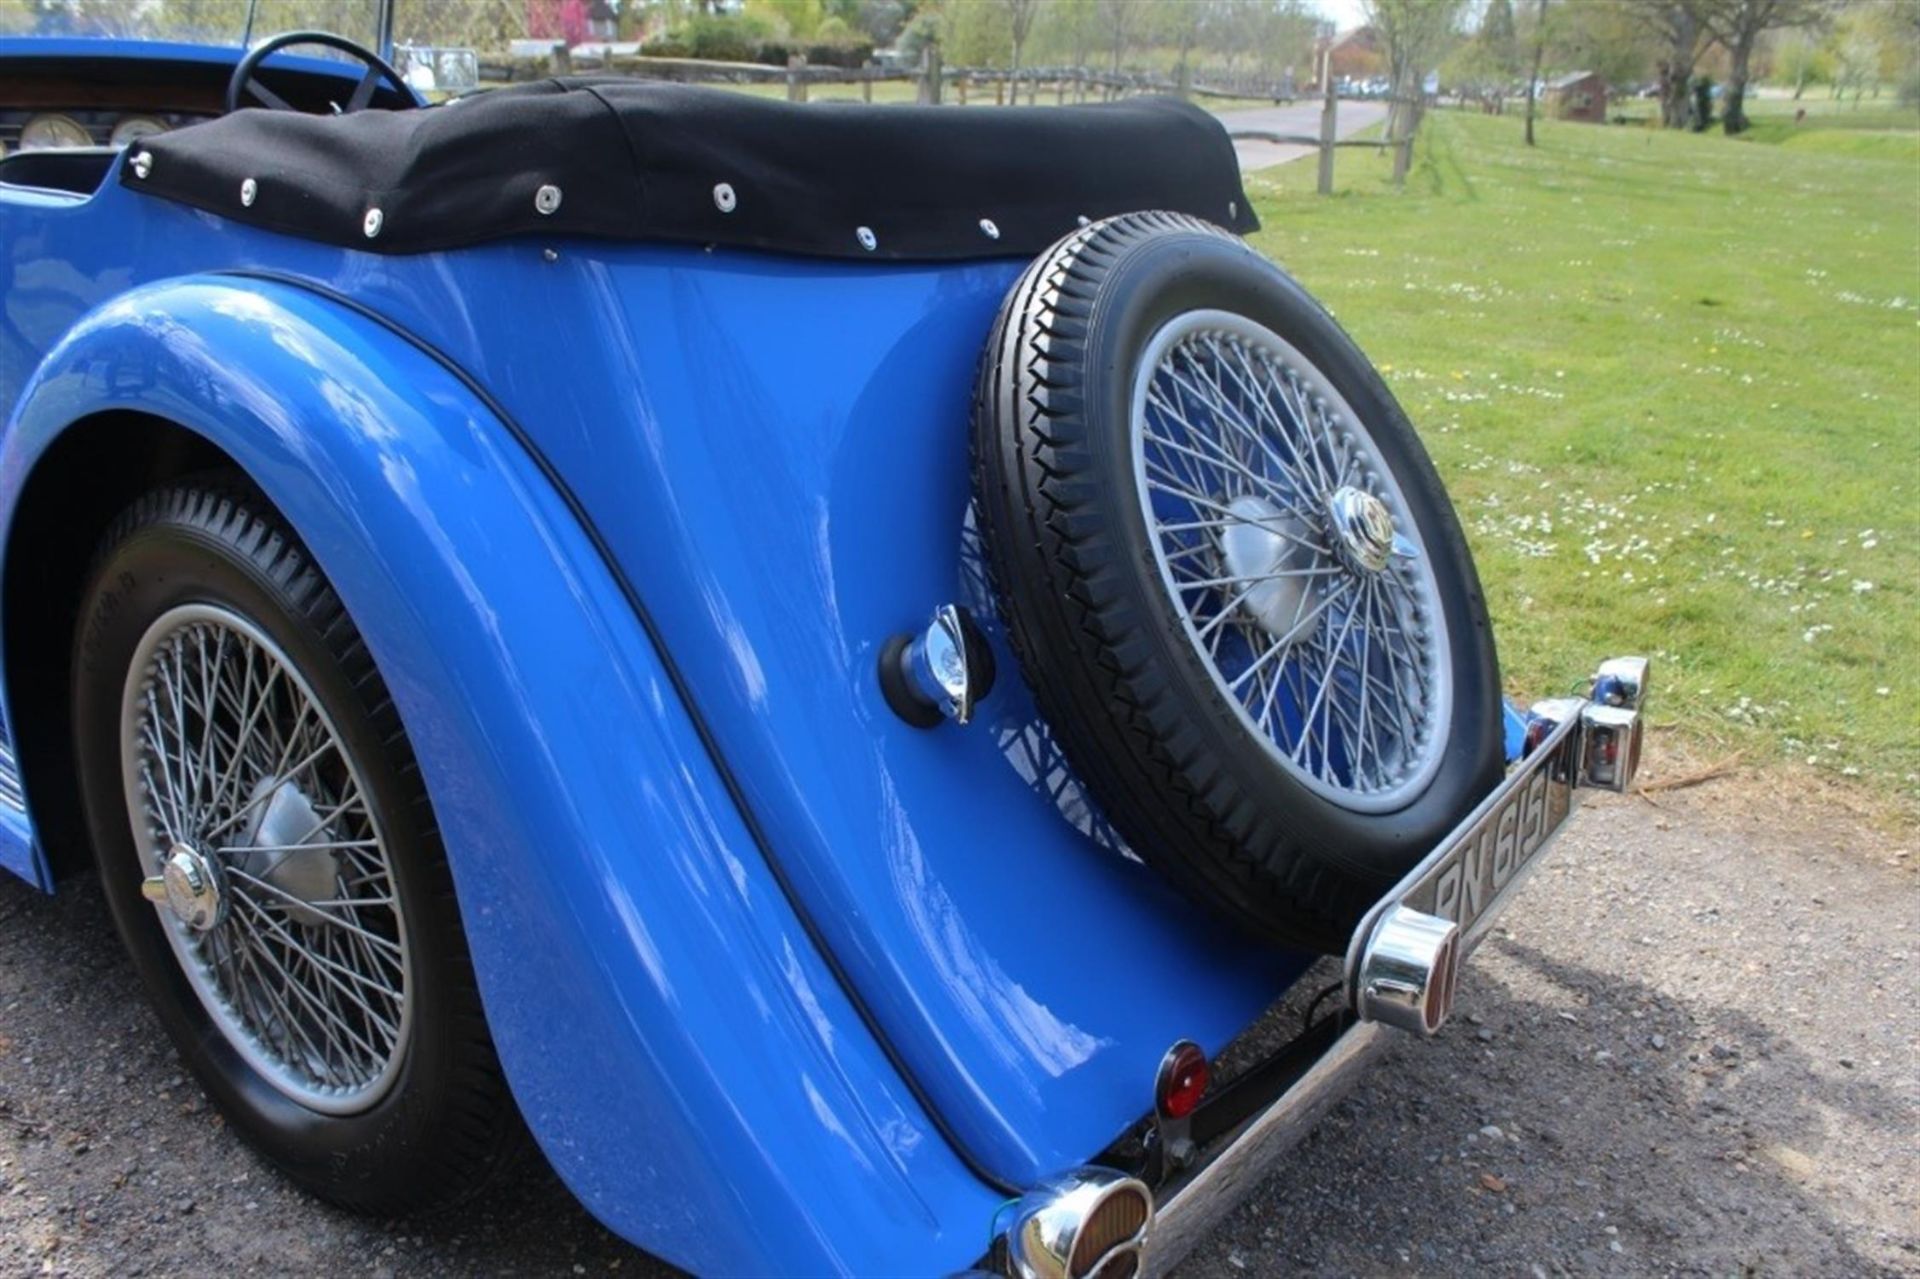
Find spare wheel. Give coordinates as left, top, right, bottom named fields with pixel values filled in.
left=969, top=212, right=1504, bottom=952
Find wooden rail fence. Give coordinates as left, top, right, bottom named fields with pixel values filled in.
left=484, top=45, right=1405, bottom=194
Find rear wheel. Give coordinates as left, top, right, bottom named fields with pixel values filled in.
left=72, top=480, right=520, bottom=1211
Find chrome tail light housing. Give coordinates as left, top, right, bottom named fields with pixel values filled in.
left=1578, top=703, right=1644, bottom=792
left=1578, top=655, right=1650, bottom=792
left=997, top=1166, right=1155, bottom=1279
left=1354, top=904, right=1461, bottom=1035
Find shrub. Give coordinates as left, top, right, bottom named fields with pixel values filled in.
left=644, top=11, right=870, bottom=68
left=896, top=8, right=941, bottom=61
left=648, top=13, right=778, bottom=63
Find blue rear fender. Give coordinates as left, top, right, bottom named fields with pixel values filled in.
left=0, top=168, right=1323, bottom=1195
left=0, top=276, right=1001, bottom=1276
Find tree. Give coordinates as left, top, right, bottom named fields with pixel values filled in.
left=943, top=0, right=1010, bottom=65
left=850, top=0, right=910, bottom=45
left=1209, top=0, right=1317, bottom=87
left=1625, top=0, right=1713, bottom=129
left=1829, top=21, right=1878, bottom=106
left=1033, top=0, right=1098, bottom=69
left=1523, top=0, right=1548, bottom=145
left=1481, top=0, right=1517, bottom=61
left=1701, top=0, right=1833, bottom=134
left=896, top=5, right=942, bottom=60
left=1095, top=0, right=1143, bottom=74
left=1000, top=0, right=1042, bottom=76
left=1821, top=1, right=1912, bottom=107
left=1442, top=0, right=1519, bottom=111
left=1362, top=0, right=1465, bottom=183
left=1771, top=28, right=1825, bottom=97
left=1157, top=0, right=1208, bottom=89
left=1883, top=0, right=1920, bottom=106
left=746, top=0, right=826, bottom=39
left=1551, top=0, right=1659, bottom=89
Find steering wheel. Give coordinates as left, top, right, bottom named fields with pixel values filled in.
left=226, top=30, right=424, bottom=115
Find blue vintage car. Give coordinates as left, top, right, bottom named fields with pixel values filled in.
left=0, top=12, right=1648, bottom=1277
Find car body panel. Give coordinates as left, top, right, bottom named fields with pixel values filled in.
left=2, top=154, right=1318, bottom=1193
left=0, top=36, right=385, bottom=75
left=0, top=36, right=365, bottom=70
left=0, top=36, right=1567, bottom=1272
left=341, top=244, right=1325, bottom=1186
left=0, top=274, right=1005, bottom=1275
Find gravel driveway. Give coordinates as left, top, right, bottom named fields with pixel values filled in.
left=2, top=782, right=1914, bottom=1277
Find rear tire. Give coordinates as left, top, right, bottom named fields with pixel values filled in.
left=71, top=480, right=520, bottom=1212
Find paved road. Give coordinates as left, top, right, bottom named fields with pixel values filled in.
left=1, top=783, right=1914, bottom=1276
left=1213, top=99, right=1389, bottom=173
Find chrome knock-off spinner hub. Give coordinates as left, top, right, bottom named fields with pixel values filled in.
left=1325, top=485, right=1396, bottom=574
left=141, top=842, right=226, bottom=933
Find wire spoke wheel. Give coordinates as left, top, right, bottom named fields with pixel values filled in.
left=1132, top=310, right=1450, bottom=812
left=119, top=603, right=411, bottom=1114
left=976, top=213, right=1502, bottom=945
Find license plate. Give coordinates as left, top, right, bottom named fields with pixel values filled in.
left=1345, top=713, right=1583, bottom=986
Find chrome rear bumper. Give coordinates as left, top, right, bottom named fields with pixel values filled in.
left=1142, top=1020, right=1387, bottom=1274
left=987, top=656, right=1649, bottom=1279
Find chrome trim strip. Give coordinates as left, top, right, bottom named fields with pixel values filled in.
left=1141, top=1021, right=1387, bottom=1275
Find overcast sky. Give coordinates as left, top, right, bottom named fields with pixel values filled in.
left=1313, top=0, right=1370, bottom=32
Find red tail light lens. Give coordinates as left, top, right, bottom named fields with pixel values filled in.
left=1156, top=1041, right=1209, bottom=1119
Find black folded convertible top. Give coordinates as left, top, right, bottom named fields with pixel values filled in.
left=121, top=78, right=1257, bottom=259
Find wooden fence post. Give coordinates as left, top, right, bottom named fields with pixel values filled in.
left=787, top=54, right=807, bottom=102
left=862, top=60, right=874, bottom=102
left=1317, top=53, right=1337, bottom=196
left=1392, top=88, right=1423, bottom=185
left=957, top=75, right=968, bottom=105
left=917, top=46, right=943, bottom=104
left=1392, top=102, right=1413, bottom=186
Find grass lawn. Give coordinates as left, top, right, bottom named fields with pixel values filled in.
left=1739, top=91, right=1920, bottom=161
left=1240, top=109, right=1919, bottom=809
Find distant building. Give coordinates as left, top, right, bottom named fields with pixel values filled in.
left=1325, top=26, right=1383, bottom=82
left=1546, top=71, right=1608, bottom=123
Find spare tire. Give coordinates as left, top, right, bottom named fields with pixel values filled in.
left=970, top=212, right=1504, bottom=952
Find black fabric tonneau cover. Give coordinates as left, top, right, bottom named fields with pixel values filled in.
left=119, top=78, right=1257, bottom=259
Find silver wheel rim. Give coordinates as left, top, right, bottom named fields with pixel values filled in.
left=119, top=604, right=411, bottom=1113
left=1130, top=309, right=1451, bottom=812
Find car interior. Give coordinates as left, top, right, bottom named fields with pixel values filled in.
left=0, top=40, right=416, bottom=197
